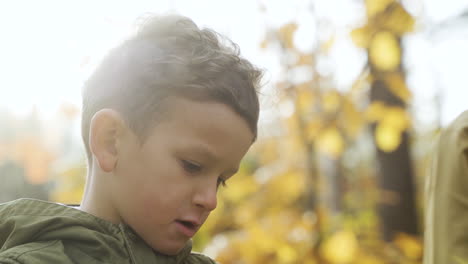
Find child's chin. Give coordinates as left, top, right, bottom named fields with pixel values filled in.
left=151, top=240, right=189, bottom=256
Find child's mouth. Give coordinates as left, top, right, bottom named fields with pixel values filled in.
left=177, top=220, right=196, bottom=229
left=175, top=220, right=199, bottom=237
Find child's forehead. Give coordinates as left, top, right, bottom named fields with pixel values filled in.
left=149, top=96, right=253, bottom=138
left=141, top=97, right=252, bottom=172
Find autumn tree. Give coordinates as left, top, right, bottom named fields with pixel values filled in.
left=194, top=1, right=424, bottom=263
left=351, top=0, right=419, bottom=241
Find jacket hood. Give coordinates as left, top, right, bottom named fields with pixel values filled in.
left=0, top=198, right=193, bottom=264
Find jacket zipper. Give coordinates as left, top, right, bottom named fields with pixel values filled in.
left=119, top=224, right=138, bottom=264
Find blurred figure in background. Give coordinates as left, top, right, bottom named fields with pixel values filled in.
left=424, top=110, right=468, bottom=264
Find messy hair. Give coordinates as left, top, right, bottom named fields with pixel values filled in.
left=81, top=14, right=263, bottom=168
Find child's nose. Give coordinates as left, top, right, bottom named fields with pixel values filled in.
left=193, top=182, right=218, bottom=211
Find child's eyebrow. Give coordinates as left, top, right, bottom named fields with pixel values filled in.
left=188, top=145, right=218, bottom=161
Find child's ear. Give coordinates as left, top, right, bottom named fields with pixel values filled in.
left=89, top=109, right=124, bottom=172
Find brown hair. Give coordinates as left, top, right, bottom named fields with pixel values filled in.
left=81, top=14, right=263, bottom=167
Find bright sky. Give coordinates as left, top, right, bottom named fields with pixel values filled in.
left=0, top=0, right=466, bottom=126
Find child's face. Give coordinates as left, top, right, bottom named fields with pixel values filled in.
left=111, top=97, right=254, bottom=255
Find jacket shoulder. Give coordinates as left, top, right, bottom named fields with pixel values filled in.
left=0, top=240, right=75, bottom=264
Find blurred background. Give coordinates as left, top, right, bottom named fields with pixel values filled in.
left=1, top=0, right=467, bottom=263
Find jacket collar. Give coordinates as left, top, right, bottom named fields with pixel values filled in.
left=118, top=224, right=192, bottom=264
left=0, top=199, right=193, bottom=264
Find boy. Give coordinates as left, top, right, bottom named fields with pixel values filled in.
left=424, top=110, right=468, bottom=264
left=0, top=14, right=262, bottom=263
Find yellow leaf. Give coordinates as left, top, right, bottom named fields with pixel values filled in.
left=306, top=119, right=322, bottom=141
left=51, top=166, right=86, bottom=204
left=323, top=91, right=341, bottom=113
left=257, top=138, right=279, bottom=165
left=384, top=73, right=412, bottom=102
left=351, top=25, right=372, bottom=48
left=268, top=171, right=306, bottom=204
left=393, top=233, right=422, bottom=260
left=248, top=224, right=277, bottom=254
left=375, top=122, right=401, bottom=152
left=369, top=31, right=401, bottom=71
left=283, top=131, right=308, bottom=162
left=278, top=23, right=298, bottom=49
left=359, top=254, right=385, bottom=264
left=233, top=203, right=257, bottom=225
left=222, top=173, right=259, bottom=203
left=365, top=101, right=386, bottom=122
left=382, top=2, right=415, bottom=34
left=296, top=87, right=315, bottom=113
left=278, top=244, right=298, bottom=263
left=365, top=0, right=393, bottom=18
left=383, top=107, right=410, bottom=131
left=51, top=189, right=84, bottom=204
left=317, top=127, right=345, bottom=158
left=321, top=230, right=358, bottom=263
left=341, top=99, right=364, bottom=139
left=304, top=259, right=317, bottom=264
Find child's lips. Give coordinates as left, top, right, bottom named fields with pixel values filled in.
left=174, top=219, right=201, bottom=237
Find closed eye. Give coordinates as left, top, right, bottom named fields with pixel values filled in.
left=181, top=160, right=202, bottom=173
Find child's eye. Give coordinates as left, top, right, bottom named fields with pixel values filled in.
left=217, top=178, right=228, bottom=188
left=181, top=160, right=202, bottom=173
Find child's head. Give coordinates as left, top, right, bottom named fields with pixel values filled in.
left=81, top=14, right=262, bottom=169
left=80, top=14, right=262, bottom=255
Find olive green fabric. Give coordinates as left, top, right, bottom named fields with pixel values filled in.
left=424, top=110, right=468, bottom=264
left=0, top=199, right=216, bottom=264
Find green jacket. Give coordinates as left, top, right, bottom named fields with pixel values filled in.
left=424, top=110, right=468, bottom=264
left=0, top=199, right=216, bottom=264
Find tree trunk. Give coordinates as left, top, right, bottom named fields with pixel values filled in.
left=370, top=79, right=419, bottom=241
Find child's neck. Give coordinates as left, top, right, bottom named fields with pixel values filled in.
left=80, top=170, right=121, bottom=224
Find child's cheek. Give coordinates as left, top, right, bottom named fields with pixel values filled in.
left=138, top=189, right=167, bottom=220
